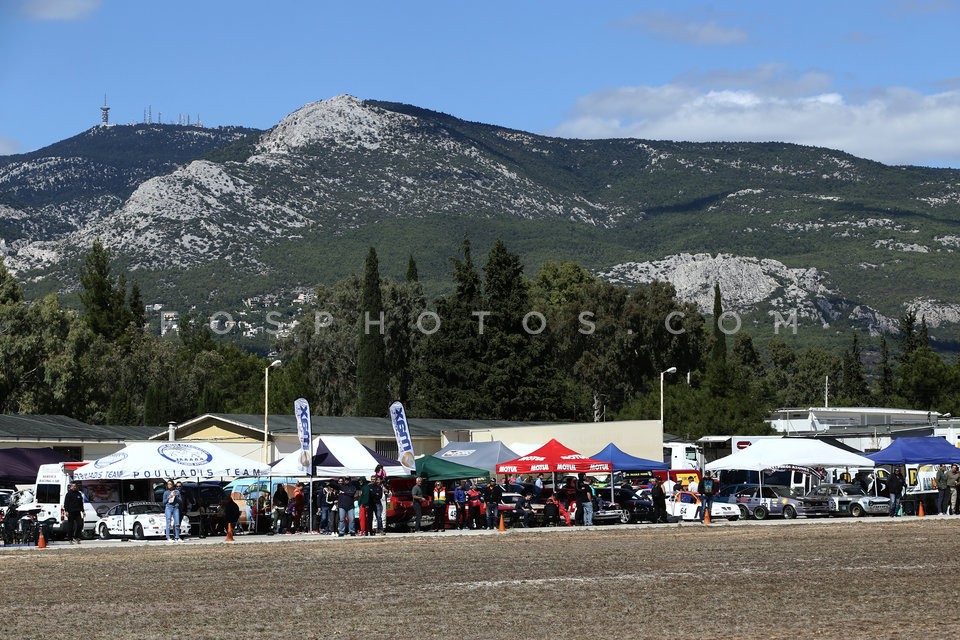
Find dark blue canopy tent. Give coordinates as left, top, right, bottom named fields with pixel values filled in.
left=867, top=437, right=960, bottom=465
left=590, top=443, right=669, bottom=471
left=0, top=447, right=75, bottom=484
left=591, top=443, right=669, bottom=502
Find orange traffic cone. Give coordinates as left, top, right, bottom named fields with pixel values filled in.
left=498, top=513, right=506, bottom=531
left=703, top=507, right=712, bottom=525
left=225, top=522, right=235, bottom=542
left=37, top=528, right=47, bottom=548
left=918, top=501, right=926, bottom=517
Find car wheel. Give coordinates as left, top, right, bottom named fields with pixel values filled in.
left=753, top=505, right=768, bottom=520
left=80, top=529, right=95, bottom=540
left=98, top=524, right=110, bottom=540
left=619, top=510, right=632, bottom=525
left=783, top=505, right=797, bottom=519
left=133, top=523, right=145, bottom=540
left=738, top=505, right=750, bottom=519
left=850, top=503, right=864, bottom=518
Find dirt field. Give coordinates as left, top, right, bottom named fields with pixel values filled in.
left=2, top=519, right=957, bottom=639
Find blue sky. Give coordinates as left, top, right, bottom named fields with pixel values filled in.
left=1, top=0, right=959, bottom=167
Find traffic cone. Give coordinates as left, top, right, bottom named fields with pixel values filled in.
left=498, top=513, right=506, bottom=531
left=703, top=507, right=712, bottom=525
left=37, top=528, right=47, bottom=548
left=226, top=522, right=235, bottom=542
left=918, top=501, right=926, bottom=517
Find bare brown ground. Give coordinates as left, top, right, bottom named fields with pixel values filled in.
left=2, top=520, right=958, bottom=639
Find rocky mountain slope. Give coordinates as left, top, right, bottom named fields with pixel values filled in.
left=2, top=95, right=960, bottom=339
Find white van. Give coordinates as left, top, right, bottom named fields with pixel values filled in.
left=16, top=463, right=100, bottom=539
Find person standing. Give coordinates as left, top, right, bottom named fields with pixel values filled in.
left=651, top=477, right=669, bottom=523
left=935, top=464, right=949, bottom=515
left=453, top=481, right=468, bottom=530
left=272, top=483, right=289, bottom=534
left=534, top=473, right=544, bottom=497
left=369, top=475, right=385, bottom=535
left=574, top=474, right=589, bottom=525
left=582, top=477, right=595, bottom=526
left=698, top=471, right=717, bottom=523
left=411, top=477, right=426, bottom=532
left=324, top=483, right=339, bottom=534
left=358, top=478, right=372, bottom=536
left=337, top=477, right=357, bottom=536
left=432, top=481, right=447, bottom=532
left=467, top=483, right=483, bottom=529
left=64, top=481, right=85, bottom=545
left=484, top=480, right=502, bottom=530
left=946, top=465, right=960, bottom=515
left=887, top=467, right=905, bottom=516
left=161, top=480, right=182, bottom=543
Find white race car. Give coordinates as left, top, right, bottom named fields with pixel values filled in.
left=96, top=501, right=189, bottom=540
left=666, top=491, right=741, bottom=522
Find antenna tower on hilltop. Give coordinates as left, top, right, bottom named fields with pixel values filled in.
left=100, top=94, right=110, bottom=126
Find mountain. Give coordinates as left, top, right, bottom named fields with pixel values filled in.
left=2, top=95, right=960, bottom=342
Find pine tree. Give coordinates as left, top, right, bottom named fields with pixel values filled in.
left=355, top=247, right=390, bottom=417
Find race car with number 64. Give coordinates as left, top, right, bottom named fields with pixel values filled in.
left=666, top=491, right=740, bottom=521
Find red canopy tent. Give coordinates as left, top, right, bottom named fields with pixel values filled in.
left=496, top=439, right=612, bottom=475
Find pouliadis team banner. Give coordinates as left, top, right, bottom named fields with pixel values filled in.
left=294, top=398, right=313, bottom=475
left=389, top=401, right=416, bottom=471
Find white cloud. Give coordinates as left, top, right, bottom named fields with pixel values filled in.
left=551, top=79, right=960, bottom=168
left=620, top=11, right=747, bottom=45
left=20, top=0, right=101, bottom=21
left=0, top=136, right=19, bottom=156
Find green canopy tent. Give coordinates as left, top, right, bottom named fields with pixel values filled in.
left=414, top=456, right=490, bottom=482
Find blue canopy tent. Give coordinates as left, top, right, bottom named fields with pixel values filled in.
left=866, top=436, right=960, bottom=465
left=591, top=443, right=669, bottom=502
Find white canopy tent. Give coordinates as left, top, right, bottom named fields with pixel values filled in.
left=705, top=437, right=875, bottom=472
left=73, top=441, right=271, bottom=480
left=271, top=436, right=408, bottom=478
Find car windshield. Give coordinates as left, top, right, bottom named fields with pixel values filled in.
left=130, top=503, right=164, bottom=515
left=840, top=485, right=866, bottom=496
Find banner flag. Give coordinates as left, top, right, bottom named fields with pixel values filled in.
left=389, top=401, right=416, bottom=471
left=294, top=398, right=313, bottom=475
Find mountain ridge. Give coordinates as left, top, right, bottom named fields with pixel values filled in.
left=2, top=95, right=959, bottom=342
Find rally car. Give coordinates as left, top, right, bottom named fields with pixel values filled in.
left=666, top=490, right=740, bottom=521
left=804, top=483, right=890, bottom=517
left=96, top=501, right=188, bottom=540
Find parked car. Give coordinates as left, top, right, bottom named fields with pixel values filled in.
left=96, top=501, right=188, bottom=540
left=153, top=481, right=228, bottom=536
left=804, top=483, right=890, bottom=517
left=666, top=490, right=740, bottom=521
left=600, top=487, right=656, bottom=524
left=729, top=484, right=830, bottom=519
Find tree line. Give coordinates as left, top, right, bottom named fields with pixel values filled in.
left=2, top=238, right=959, bottom=438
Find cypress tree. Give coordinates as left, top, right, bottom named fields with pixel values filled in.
left=355, top=247, right=390, bottom=417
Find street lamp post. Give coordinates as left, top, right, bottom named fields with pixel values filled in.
left=263, top=359, right=282, bottom=463
left=660, top=366, right=677, bottom=429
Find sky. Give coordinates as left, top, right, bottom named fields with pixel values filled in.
left=1, top=0, right=959, bottom=167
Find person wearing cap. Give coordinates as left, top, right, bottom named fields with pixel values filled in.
left=697, top=471, right=717, bottom=523
left=886, top=467, right=905, bottom=517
